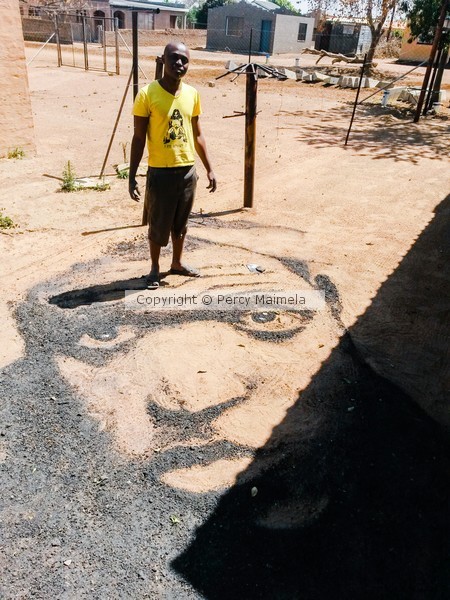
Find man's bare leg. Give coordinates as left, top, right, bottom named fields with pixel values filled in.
left=170, top=232, right=200, bottom=276
left=170, top=232, right=185, bottom=272
left=148, top=239, right=161, bottom=285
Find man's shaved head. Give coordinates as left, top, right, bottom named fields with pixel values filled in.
left=162, top=42, right=190, bottom=82
left=163, top=42, right=190, bottom=59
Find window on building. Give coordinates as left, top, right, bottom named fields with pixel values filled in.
left=28, top=6, right=43, bottom=17
left=76, top=9, right=87, bottom=23
left=297, top=22, right=307, bottom=42
left=226, top=16, right=244, bottom=37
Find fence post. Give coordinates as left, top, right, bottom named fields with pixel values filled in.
left=244, top=64, right=257, bottom=209
left=82, top=16, right=89, bottom=71
left=101, top=21, right=107, bottom=71
left=115, top=18, right=120, bottom=75
left=132, top=11, right=139, bottom=99
left=155, top=56, right=163, bottom=80
left=54, top=14, right=62, bottom=67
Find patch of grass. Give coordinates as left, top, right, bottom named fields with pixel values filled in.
left=7, top=148, right=25, bottom=160
left=0, top=209, right=17, bottom=229
left=94, top=181, right=111, bottom=191
left=60, top=161, right=111, bottom=192
left=60, top=161, right=77, bottom=192
left=116, top=169, right=129, bottom=179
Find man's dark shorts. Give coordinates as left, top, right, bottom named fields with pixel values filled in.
left=145, top=165, right=198, bottom=247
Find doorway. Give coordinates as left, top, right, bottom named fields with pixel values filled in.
left=259, top=20, right=272, bottom=53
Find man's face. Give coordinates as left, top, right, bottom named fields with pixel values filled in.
left=163, top=44, right=190, bottom=81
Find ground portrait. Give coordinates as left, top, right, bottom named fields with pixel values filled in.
left=1, top=40, right=449, bottom=598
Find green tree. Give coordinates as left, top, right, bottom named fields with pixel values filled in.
left=194, top=0, right=230, bottom=28
left=308, top=0, right=401, bottom=73
left=401, top=0, right=450, bottom=44
left=401, top=0, right=449, bottom=111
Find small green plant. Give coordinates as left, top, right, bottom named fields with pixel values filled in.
left=0, top=209, right=17, bottom=230
left=94, top=181, right=111, bottom=191
left=116, top=169, right=129, bottom=179
left=7, top=147, right=25, bottom=160
left=60, top=161, right=77, bottom=192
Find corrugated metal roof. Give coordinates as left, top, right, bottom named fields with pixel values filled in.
left=110, top=0, right=187, bottom=12
left=249, top=0, right=280, bottom=11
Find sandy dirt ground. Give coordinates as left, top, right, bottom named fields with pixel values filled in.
left=0, top=42, right=449, bottom=598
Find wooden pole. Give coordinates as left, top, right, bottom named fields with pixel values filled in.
left=386, top=4, right=396, bottom=42
left=102, top=20, right=107, bottom=72
left=244, top=64, right=257, bottom=209
left=132, top=11, right=139, bottom=99
left=82, top=16, right=89, bottom=71
left=424, top=45, right=443, bottom=113
left=54, top=15, right=62, bottom=67
left=155, top=55, right=163, bottom=80
left=413, top=0, right=449, bottom=122
left=115, top=17, right=120, bottom=75
left=429, top=46, right=448, bottom=110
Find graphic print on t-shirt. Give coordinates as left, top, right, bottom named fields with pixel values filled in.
left=163, top=109, right=188, bottom=145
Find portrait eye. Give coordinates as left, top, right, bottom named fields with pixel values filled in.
left=236, top=310, right=315, bottom=339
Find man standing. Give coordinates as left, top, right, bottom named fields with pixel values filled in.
left=129, top=42, right=217, bottom=288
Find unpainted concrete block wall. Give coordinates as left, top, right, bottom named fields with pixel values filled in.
left=105, top=29, right=206, bottom=48
left=0, top=0, right=35, bottom=157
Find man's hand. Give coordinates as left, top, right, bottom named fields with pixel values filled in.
left=129, top=178, right=141, bottom=202
left=206, top=171, right=217, bottom=193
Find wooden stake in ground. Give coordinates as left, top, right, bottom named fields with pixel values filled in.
left=217, top=61, right=285, bottom=209
left=244, top=64, right=258, bottom=208
left=413, top=0, right=449, bottom=122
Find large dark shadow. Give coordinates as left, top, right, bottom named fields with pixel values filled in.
left=172, top=195, right=450, bottom=599
left=277, top=105, right=449, bottom=162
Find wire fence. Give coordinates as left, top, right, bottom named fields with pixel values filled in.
left=23, top=15, right=120, bottom=74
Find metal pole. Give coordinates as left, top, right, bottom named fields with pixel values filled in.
left=102, top=20, right=107, bottom=72
left=82, top=16, right=89, bottom=71
left=115, top=18, right=120, bottom=75
left=345, top=54, right=367, bottom=146
left=429, top=46, right=448, bottom=110
left=155, top=55, right=163, bottom=79
left=244, top=64, right=257, bottom=208
left=71, top=24, right=75, bottom=67
left=132, top=11, right=139, bottom=99
left=54, top=15, right=62, bottom=67
left=99, top=69, right=134, bottom=179
left=413, top=0, right=449, bottom=122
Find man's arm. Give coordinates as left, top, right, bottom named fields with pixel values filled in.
left=192, top=116, right=217, bottom=193
left=129, top=115, right=149, bottom=201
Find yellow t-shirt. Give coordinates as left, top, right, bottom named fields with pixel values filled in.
left=133, top=80, right=202, bottom=168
